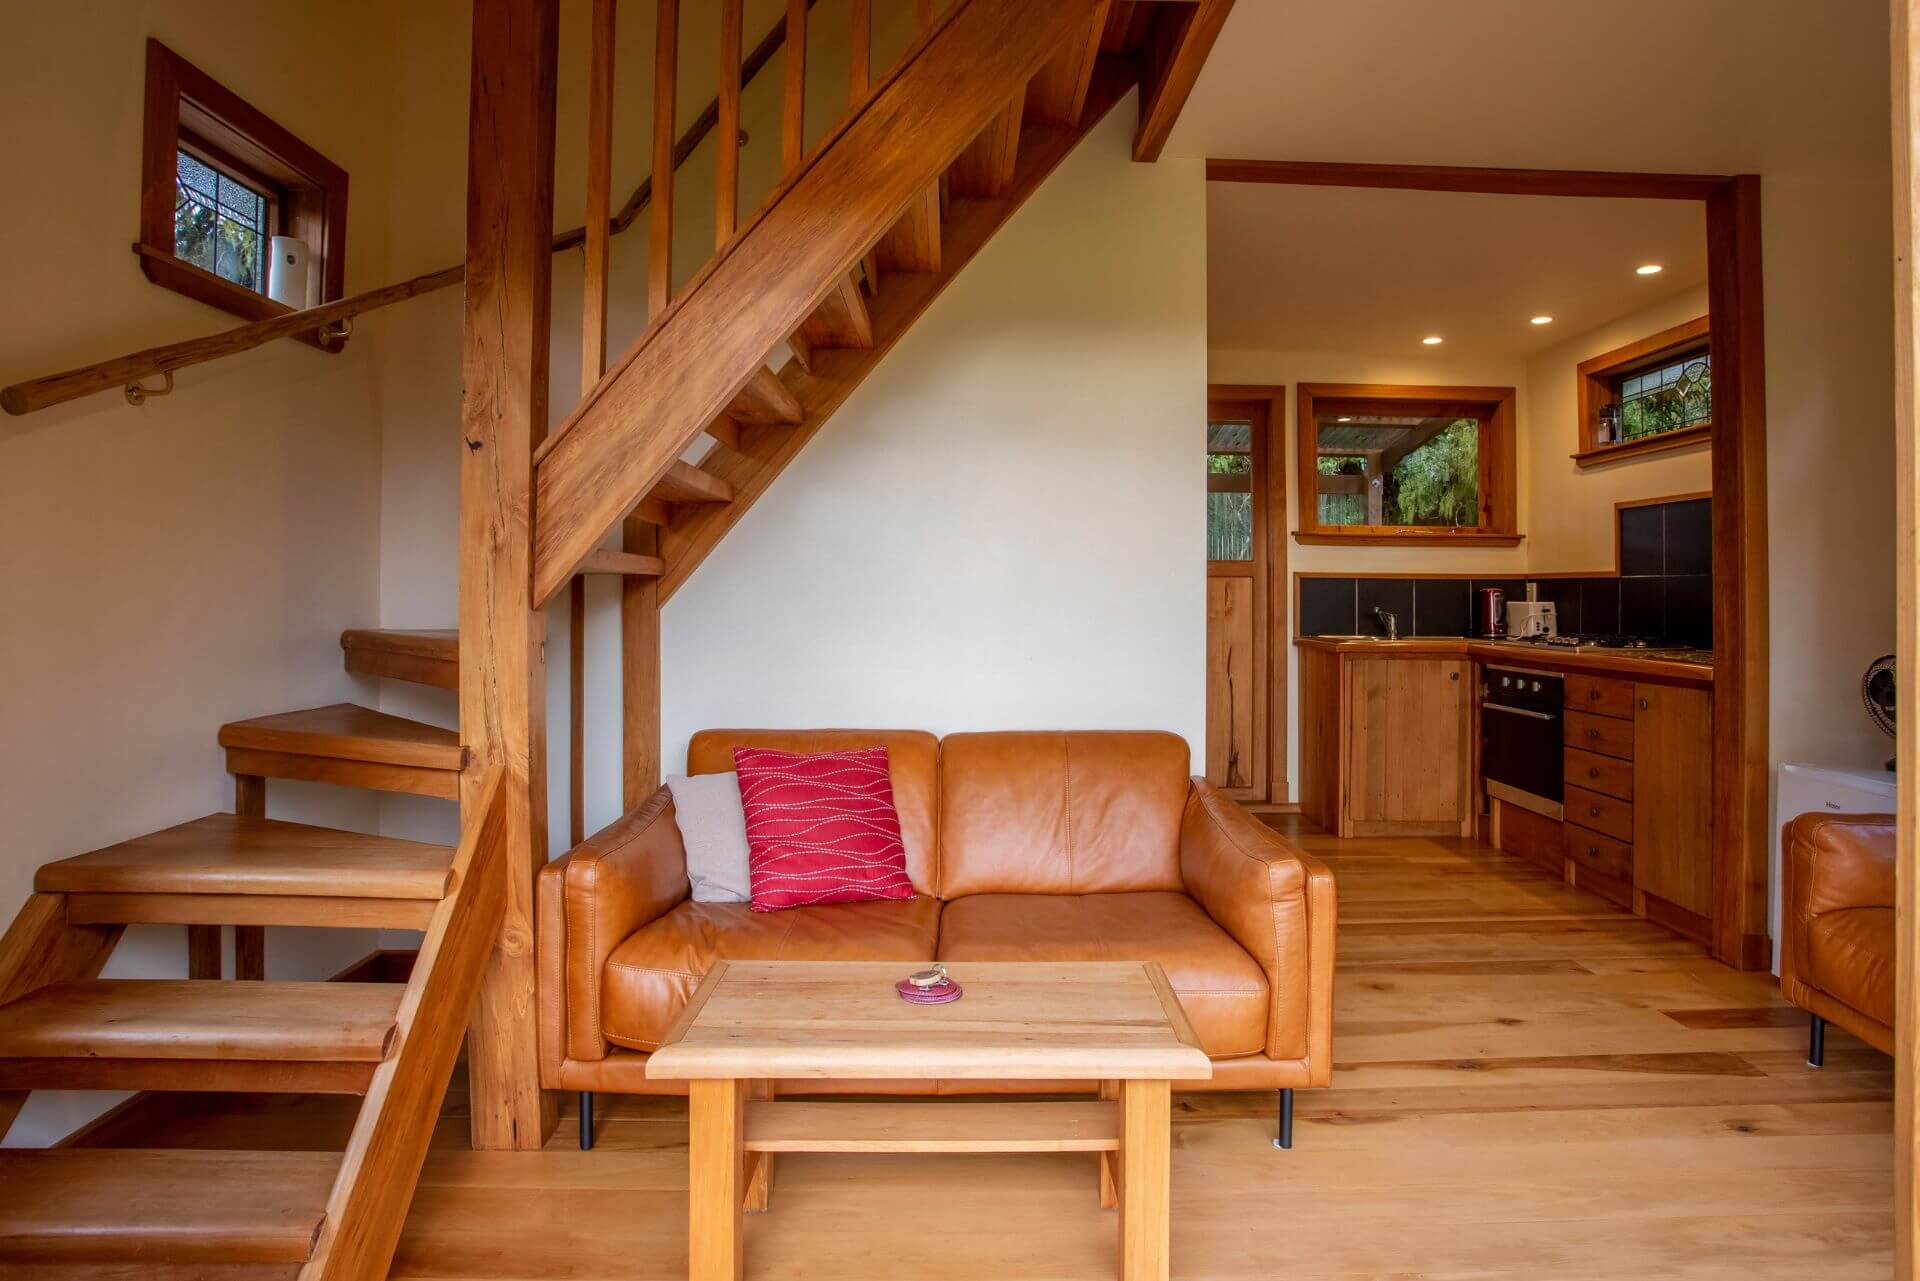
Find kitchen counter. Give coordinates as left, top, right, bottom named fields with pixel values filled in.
left=1293, top=635, right=1713, bottom=686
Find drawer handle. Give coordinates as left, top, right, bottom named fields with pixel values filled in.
left=1588, top=689, right=1601, bottom=700
left=1638, top=698, right=1649, bottom=710
left=1589, top=806, right=1601, bottom=818
left=1586, top=729, right=1600, bottom=739
left=1587, top=845, right=1600, bottom=856
left=1588, top=768, right=1600, bottom=778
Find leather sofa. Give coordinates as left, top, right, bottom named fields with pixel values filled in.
left=1779, top=812, right=1894, bottom=1064
left=537, top=729, right=1337, bottom=1147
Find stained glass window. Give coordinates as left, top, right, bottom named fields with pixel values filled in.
left=1618, top=350, right=1711, bottom=440
left=174, top=150, right=270, bottom=294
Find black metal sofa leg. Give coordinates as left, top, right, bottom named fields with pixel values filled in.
left=1273, top=1088, right=1294, bottom=1150
left=1808, top=1015, right=1826, bottom=1068
left=580, top=1091, right=595, bottom=1149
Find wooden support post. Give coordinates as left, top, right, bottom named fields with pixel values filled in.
left=459, top=0, right=561, bottom=1151
left=622, top=516, right=662, bottom=810
left=232, top=773, right=266, bottom=979
left=1119, top=1079, right=1171, bottom=1281
left=649, top=0, right=679, bottom=320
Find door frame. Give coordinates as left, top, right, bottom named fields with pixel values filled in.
left=1207, top=160, right=1770, bottom=973
left=1207, top=384, right=1288, bottom=804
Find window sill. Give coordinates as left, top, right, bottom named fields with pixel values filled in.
left=1572, top=422, right=1710, bottom=468
left=1293, top=529, right=1525, bottom=547
left=133, top=243, right=341, bottom=353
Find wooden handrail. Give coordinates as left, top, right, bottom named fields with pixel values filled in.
left=0, top=2, right=809, bottom=418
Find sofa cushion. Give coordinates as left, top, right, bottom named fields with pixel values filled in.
left=600, top=896, right=942, bottom=1051
left=936, top=891, right=1267, bottom=1058
left=1806, top=906, right=1895, bottom=1029
left=689, top=730, right=939, bottom=895
left=938, top=732, right=1190, bottom=898
left=734, top=746, right=912, bottom=910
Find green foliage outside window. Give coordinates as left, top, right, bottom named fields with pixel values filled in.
left=1387, top=420, right=1479, bottom=526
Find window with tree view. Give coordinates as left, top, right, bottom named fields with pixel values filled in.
left=1207, top=419, right=1254, bottom=560
left=174, top=150, right=271, bottom=294
left=1314, top=413, right=1481, bottom=528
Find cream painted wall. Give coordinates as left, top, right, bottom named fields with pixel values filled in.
left=1523, top=287, right=1713, bottom=572
left=661, top=101, right=1209, bottom=770
left=0, top=4, right=405, bottom=1145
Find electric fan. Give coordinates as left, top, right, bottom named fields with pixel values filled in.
left=1863, top=655, right=1895, bottom=772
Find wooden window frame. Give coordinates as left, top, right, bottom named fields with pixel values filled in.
left=1294, top=382, right=1521, bottom=547
left=140, top=39, right=348, bottom=343
left=1574, top=314, right=1712, bottom=467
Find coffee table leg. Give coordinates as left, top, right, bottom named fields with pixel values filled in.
left=1119, top=1079, right=1170, bottom=1281
left=689, top=1078, right=746, bottom=1281
left=744, top=1079, right=773, bottom=1213
left=1099, top=1081, right=1119, bottom=1209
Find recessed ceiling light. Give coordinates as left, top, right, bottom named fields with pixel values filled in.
left=1635, top=264, right=1664, bottom=276
left=1530, top=315, right=1554, bottom=326
left=1421, top=335, right=1444, bottom=345
left=1336, top=416, right=1353, bottom=422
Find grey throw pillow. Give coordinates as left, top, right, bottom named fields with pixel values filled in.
left=666, top=771, right=752, bottom=903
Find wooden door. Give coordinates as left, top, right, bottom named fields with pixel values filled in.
left=1632, top=684, right=1714, bottom=919
left=1205, top=395, right=1279, bottom=800
left=1346, top=657, right=1468, bottom=833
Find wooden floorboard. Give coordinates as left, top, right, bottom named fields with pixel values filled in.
left=78, top=818, right=1893, bottom=1277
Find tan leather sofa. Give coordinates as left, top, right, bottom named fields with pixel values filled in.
left=537, top=729, right=1337, bottom=1148
left=1779, top=812, right=1894, bottom=1064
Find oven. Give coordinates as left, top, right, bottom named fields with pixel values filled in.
left=1480, top=666, right=1564, bottom=819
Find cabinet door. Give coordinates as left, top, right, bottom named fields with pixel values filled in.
left=1347, top=657, right=1467, bottom=826
left=1632, top=685, right=1714, bottom=916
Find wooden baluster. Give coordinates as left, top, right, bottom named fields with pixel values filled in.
left=649, top=0, right=679, bottom=319
left=850, top=0, right=871, bottom=102
left=782, top=0, right=806, bottom=174
left=583, top=0, right=616, bottom=393
left=716, top=0, right=742, bottom=249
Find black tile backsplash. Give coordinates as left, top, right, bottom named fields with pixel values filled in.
left=1297, top=496, right=1712, bottom=649
left=1357, top=578, right=1414, bottom=636
left=1412, top=578, right=1470, bottom=637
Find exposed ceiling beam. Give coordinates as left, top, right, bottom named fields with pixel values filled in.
left=1133, top=0, right=1233, bottom=162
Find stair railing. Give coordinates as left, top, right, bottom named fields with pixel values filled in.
left=0, top=2, right=813, bottom=419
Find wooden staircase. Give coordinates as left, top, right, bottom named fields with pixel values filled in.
left=0, top=0, right=1227, bottom=1273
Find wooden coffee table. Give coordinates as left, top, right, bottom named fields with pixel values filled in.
left=646, top=960, right=1212, bottom=1281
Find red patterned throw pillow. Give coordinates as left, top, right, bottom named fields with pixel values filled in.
left=732, top=746, right=913, bottom=911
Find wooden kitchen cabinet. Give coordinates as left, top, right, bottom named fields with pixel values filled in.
left=1632, top=684, right=1715, bottom=927
left=1348, top=657, right=1470, bottom=833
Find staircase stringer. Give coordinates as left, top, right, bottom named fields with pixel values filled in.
left=530, top=0, right=1102, bottom=608
left=658, top=59, right=1137, bottom=605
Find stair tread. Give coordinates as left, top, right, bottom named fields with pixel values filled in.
left=0, top=1148, right=336, bottom=1264
left=218, top=703, right=466, bottom=771
left=37, top=814, right=454, bottom=900
left=727, top=365, right=804, bottom=425
left=340, top=628, right=458, bottom=660
left=648, top=460, right=734, bottom=505
left=0, top=979, right=402, bottom=1063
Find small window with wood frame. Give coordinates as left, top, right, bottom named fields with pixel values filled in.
left=1574, top=315, right=1711, bottom=466
left=1295, top=383, right=1520, bottom=546
left=139, top=39, right=348, bottom=332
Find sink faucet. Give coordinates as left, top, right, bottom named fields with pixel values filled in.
left=1373, top=606, right=1400, bottom=640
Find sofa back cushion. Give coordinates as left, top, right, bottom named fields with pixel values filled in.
left=938, top=731, right=1190, bottom=898
left=688, top=729, right=940, bottom=895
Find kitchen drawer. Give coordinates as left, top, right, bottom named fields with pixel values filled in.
left=1564, top=823, right=1633, bottom=882
left=1565, top=710, right=1634, bottom=760
left=1564, top=784, right=1633, bottom=843
left=1565, top=673, right=1634, bottom=720
left=1563, top=747, right=1633, bottom=801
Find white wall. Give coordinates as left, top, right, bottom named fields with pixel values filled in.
left=0, top=3, right=405, bottom=1145
left=661, top=102, right=1209, bottom=771
left=1523, top=287, right=1714, bottom=572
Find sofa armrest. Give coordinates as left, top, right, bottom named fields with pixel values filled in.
left=1179, top=779, right=1336, bottom=1082
left=536, top=786, right=690, bottom=1063
left=1780, top=812, right=1895, bottom=996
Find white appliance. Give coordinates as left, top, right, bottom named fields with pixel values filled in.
left=1505, top=600, right=1556, bottom=639
left=1771, top=763, right=1896, bottom=973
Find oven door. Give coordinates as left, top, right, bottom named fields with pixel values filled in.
left=1481, top=702, right=1564, bottom=818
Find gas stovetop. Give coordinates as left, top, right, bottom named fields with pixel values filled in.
left=1490, top=633, right=1712, bottom=662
